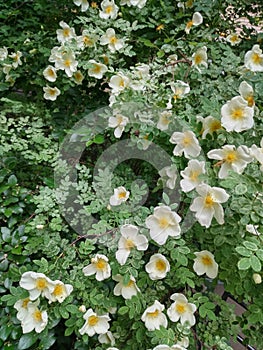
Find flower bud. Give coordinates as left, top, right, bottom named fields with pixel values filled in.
left=253, top=273, right=262, bottom=284
left=79, top=305, right=86, bottom=313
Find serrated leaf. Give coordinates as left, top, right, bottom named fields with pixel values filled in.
left=237, top=257, right=251, bottom=270
left=250, top=255, right=261, bottom=272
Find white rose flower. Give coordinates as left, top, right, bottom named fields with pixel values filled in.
left=145, top=253, right=170, bottom=280
left=157, top=110, right=173, bottom=131
left=79, top=308, right=111, bottom=336
left=250, top=137, right=263, bottom=171
left=244, top=44, right=263, bottom=72
left=170, top=80, right=190, bottom=103
left=56, top=21, right=76, bottom=43
left=100, top=28, right=124, bottom=53
left=109, top=73, right=130, bottom=94
left=192, top=46, right=208, bottom=72
left=43, top=86, right=61, bottom=101
left=193, top=250, right=218, bottom=279
left=141, top=300, right=168, bottom=331
left=190, top=184, right=229, bottom=228
left=113, top=274, right=140, bottom=299
left=21, top=304, right=48, bottom=334
left=180, top=159, right=206, bottom=192
left=221, top=96, right=254, bottom=132
left=169, top=130, right=201, bottom=159
left=73, top=0, right=89, bottom=12
left=238, top=81, right=255, bottom=107
left=98, top=330, right=115, bottom=345
left=185, top=12, right=203, bottom=34
left=14, top=298, right=40, bottom=321
left=115, top=224, right=148, bottom=265
left=19, top=271, right=55, bottom=300
left=167, top=293, right=196, bottom=326
left=55, top=51, right=78, bottom=77
left=197, top=115, right=222, bottom=139
left=43, top=65, right=57, bottom=82
left=226, top=33, right=241, bottom=46
left=108, top=112, right=129, bottom=138
left=207, top=145, right=252, bottom=179
left=45, top=280, right=73, bottom=303
left=99, top=0, right=119, bottom=20
left=146, top=206, right=181, bottom=245
left=9, top=51, right=22, bottom=68
left=82, top=254, right=111, bottom=281
left=110, top=186, right=130, bottom=206
left=159, top=164, right=178, bottom=190
left=88, top=59, right=108, bottom=79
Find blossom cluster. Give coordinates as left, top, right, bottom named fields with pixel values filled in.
left=14, top=271, right=73, bottom=333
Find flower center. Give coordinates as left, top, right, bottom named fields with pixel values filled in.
left=231, top=108, right=244, bottom=120
left=182, top=136, right=192, bottom=146
left=84, top=36, right=92, bottom=46
left=161, top=115, right=170, bottom=125
left=210, top=120, right=221, bottom=132
left=64, top=59, right=72, bottom=67
left=22, top=298, right=30, bottom=308
left=88, top=315, right=99, bottom=326
left=105, top=5, right=113, bottom=14
left=110, top=36, right=117, bottom=44
left=201, top=255, right=213, bottom=266
left=119, top=78, right=125, bottom=88
left=176, top=303, right=186, bottom=314
left=36, top=278, right=47, bottom=290
left=95, top=258, right=106, bottom=270
left=148, top=309, right=159, bottom=318
left=33, top=309, right=43, bottom=322
left=225, top=150, right=237, bottom=163
left=118, top=191, right=127, bottom=199
left=92, top=64, right=102, bottom=74
left=158, top=217, right=169, bottom=229
left=252, top=52, right=262, bottom=64
left=246, top=95, right=254, bottom=107
left=189, top=170, right=199, bottom=182
left=63, top=28, right=70, bottom=37
left=186, top=20, right=193, bottom=30
left=125, top=238, right=135, bottom=250
left=48, top=69, right=55, bottom=77
left=53, top=284, right=64, bottom=297
left=127, top=280, right=135, bottom=287
left=204, top=195, right=214, bottom=207
left=194, top=54, right=203, bottom=65
left=155, top=259, right=166, bottom=272
left=230, top=35, right=239, bottom=43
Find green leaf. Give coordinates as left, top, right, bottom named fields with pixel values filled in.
left=17, top=333, right=38, bottom=350
left=243, top=241, right=258, bottom=251
left=66, top=305, right=79, bottom=314
left=93, top=134, right=104, bottom=144
left=8, top=175, right=17, bottom=186
left=250, top=255, right=261, bottom=272
left=256, top=249, right=263, bottom=261
left=237, top=257, right=251, bottom=270
left=118, top=306, right=129, bottom=315
left=235, top=246, right=252, bottom=257
left=0, top=324, right=12, bottom=341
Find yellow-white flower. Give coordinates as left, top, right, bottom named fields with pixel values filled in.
left=43, top=86, right=61, bottom=101
left=167, top=293, right=196, bottom=326
left=9, top=51, right=22, bottom=68
left=180, top=159, right=206, bottom=192
left=0, top=46, right=8, bottom=61
left=109, top=186, right=130, bottom=206
left=55, top=51, right=78, bottom=77
left=43, top=65, right=57, bottom=82
left=192, top=46, right=208, bottom=72
left=19, top=271, right=55, bottom=300
left=79, top=308, right=111, bottom=336
left=45, top=280, right=73, bottom=303
left=153, top=345, right=187, bottom=350
left=141, top=300, right=168, bottom=331
left=99, top=0, right=119, bottom=20
left=221, top=96, right=254, bottom=132
left=190, top=184, right=229, bottom=228
left=109, top=73, right=130, bottom=94
left=122, top=0, right=147, bottom=8
left=197, top=115, right=222, bottom=139
left=115, top=224, right=148, bottom=265
left=145, top=253, right=170, bottom=280
left=113, top=274, right=140, bottom=299
left=185, top=12, right=203, bottom=34
left=82, top=254, right=111, bottom=281
left=169, top=130, right=201, bottom=159
left=252, top=273, right=262, bottom=284
left=100, top=28, right=124, bottom=53
left=108, top=112, right=129, bottom=138
left=250, top=138, right=263, bottom=171
left=77, top=30, right=98, bottom=49
left=193, top=250, right=218, bottom=279
left=170, top=80, right=190, bottom=103
left=21, top=303, right=48, bottom=333
left=157, top=110, right=173, bottom=131
left=207, top=145, right=252, bottom=178
left=246, top=224, right=260, bottom=236
left=56, top=21, right=76, bottom=43
left=14, top=298, right=39, bottom=321
left=244, top=44, right=263, bottom=72
left=73, top=0, right=89, bottom=12
left=239, top=81, right=255, bottom=107
left=88, top=59, right=108, bottom=79
left=145, top=206, right=181, bottom=245
left=98, top=331, right=115, bottom=345
left=73, top=70, right=84, bottom=85
left=226, top=33, right=241, bottom=46
left=159, top=164, right=178, bottom=190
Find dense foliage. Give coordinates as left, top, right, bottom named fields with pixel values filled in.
left=1, top=0, right=263, bottom=349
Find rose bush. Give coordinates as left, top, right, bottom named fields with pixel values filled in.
left=0, top=0, right=263, bottom=349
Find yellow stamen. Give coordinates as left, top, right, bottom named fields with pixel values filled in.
left=201, top=255, right=213, bottom=266
left=176, top=303, right=186, bottom=314
left=155, top=259, right=166, bottom=272
left=225, top=150, right=237, bottom=163
left=53, top=284, right=64, bottom=297
left=182, top=136, right=192, bottom=146
left=252, top=52, right=262, bottom=64
left=33, top=309, right=43, bottom=322
left=148, top=309, right=159, bottom=318
left=22, top=298, right=30, bottom=308
left=88, top=315, right=99, bottom=326
left=246, top=95, right=254, bottom=107
left=158, top=217, right=169, bottom=229
left=156, top=24, right=164, bottom=31
left=194, top=54, right=203, bottom=65
left=204, top=195, right=214, bottom=207
left=209, top=120, right=221, bottom=132
left=231, top=108, right=244, bottom=120
left=95, top=258, right=106, bottom=270
left=105, top=6, right=113, bottom=14
left=36, top=278, right=47, bottom=290
left=189, top=170, right=199, bottom=181
left=125, top=238, right=135, bottom=250
left=110, top=36, right=117, bottom=44
left=118, top=191, right=127, bottom=199
left=63, top=28, right=70, bottom=37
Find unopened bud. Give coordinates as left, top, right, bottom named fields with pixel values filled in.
left=79, top=305, right=86, bottom=313
left=253, top=273, right=262, bottom=284
left=36, top=224, right=44, bottom=229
